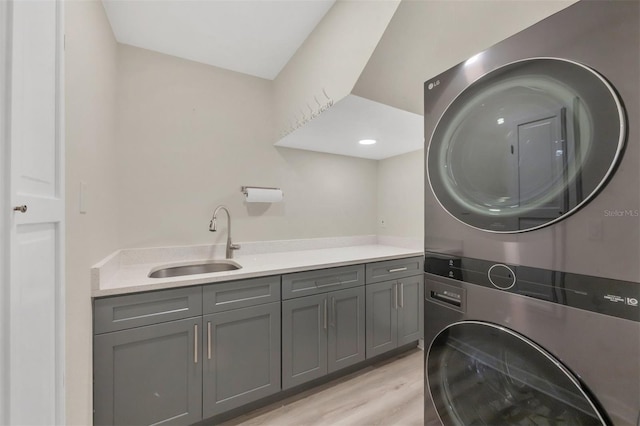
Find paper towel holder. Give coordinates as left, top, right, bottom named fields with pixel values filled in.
left=241, top=186, right=284, bottom=203
left=241, top=186, right=281, bottom=195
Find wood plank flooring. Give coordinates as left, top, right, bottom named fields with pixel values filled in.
left=224, top=349, right=424, bottom=426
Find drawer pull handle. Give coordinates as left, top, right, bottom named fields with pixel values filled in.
left=388, top=267, right=408, bottom=273
left=316, top=280, right=342, bottom=288
left=194, top=324, right=198, bottom=364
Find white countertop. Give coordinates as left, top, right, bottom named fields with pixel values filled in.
left=92, top=239, right=422, bottom=297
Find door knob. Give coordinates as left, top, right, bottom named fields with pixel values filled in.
left=13, top=205, right=27, bottom=213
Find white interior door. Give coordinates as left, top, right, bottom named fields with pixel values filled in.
left=3, top=0, right=65, bottom=424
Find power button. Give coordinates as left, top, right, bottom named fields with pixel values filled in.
left=488, top=264, right=516, bottom=290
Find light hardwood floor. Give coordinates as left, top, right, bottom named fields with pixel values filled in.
left=224, top=349, right=424, bottom=426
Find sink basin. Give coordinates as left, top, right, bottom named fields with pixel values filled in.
left=149, top=260, right=241, bottom=278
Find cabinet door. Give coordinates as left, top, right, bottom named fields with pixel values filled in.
left=282, top=294, right=328, bottom=389
left=397, top=275, right=424, bottom=346
left=202, top=302, right=281, bottom=418
left=366, top=281, right=398, bottom=358
left=327, top=286, right=365, bottom=373
left=94, top=317, right=202, bottom=426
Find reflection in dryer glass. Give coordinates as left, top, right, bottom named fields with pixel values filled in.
left=427, top=322, right=606, bottom=425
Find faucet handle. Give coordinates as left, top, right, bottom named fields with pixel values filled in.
left=230, top=243, right=241, bottom=250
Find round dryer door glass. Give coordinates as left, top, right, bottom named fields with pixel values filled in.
left=426, top=322, right=607, bottom=425
left=427, top=58, right=626, bottom=232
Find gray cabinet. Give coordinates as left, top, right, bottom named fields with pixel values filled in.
left=202, top=302, right=281, bottom=418
left=327, top=286, right=366, bottom=373
left=200, top=276, right=281, bottom=418
left=93, top=257, right=422, bottom=423
left=282, top=293, right=327, bottom=389
left=94, top=317, right=203, bottom=426
left=94, top=277, right=282, bottom=425
left=365, top=280, right=397, bottom=357
left=93, top=287, right=204, bottom=426
left=397, top=275, right=424, bottom=345
left=366, top=274, right=424, bottom=358
left=282, top=286, right=365, bottom=389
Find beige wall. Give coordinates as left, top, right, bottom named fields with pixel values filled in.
left=354, top=0, right=578, bottom=115
left=274, top=0, right=399, bottom=137
left=65, top=1, right=120, bottom=424
left=116, top=44, right=378, bottom=249
left=377, top=149, right=423, bottom=240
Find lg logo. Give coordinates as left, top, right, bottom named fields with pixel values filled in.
left=427, top=80, right=440, bottom=90
left=627, top=297, right=638, bottom=307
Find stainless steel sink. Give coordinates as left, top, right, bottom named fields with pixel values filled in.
left=149, top=260, right=241, bottom=278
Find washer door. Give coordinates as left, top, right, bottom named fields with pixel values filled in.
left=426, top=321, right=607, bottom=425
left=427, top=58, right=626, bottom=232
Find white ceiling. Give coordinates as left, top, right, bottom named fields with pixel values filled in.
left=101, top=0, right=336, bottom=80
left=275, top=95, right=423, bottom=160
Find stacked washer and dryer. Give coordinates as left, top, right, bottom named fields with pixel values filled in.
left=423, top=1, right=640, bottom=425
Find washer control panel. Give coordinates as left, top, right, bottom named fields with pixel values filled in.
left=424, top=251, right=640, bottom=323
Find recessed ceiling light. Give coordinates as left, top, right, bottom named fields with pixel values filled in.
left=359, top=139, right=376, bottom=145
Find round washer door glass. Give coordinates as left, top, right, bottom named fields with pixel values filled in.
left=426, top=322, right=607, bottom=425
left=427, top=58, right=626, bottom=232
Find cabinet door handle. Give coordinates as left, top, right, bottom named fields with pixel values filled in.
left=394, top=283, right=398, bottom=310
left=194, top=324, right=198, bottom=364
left=207, top=321, right=212, bottom=360
left=331, top=296, right=336, bottom=327
left=323, top=298, right=328, bottom=330
left=400, top=282, right=404, bottom=308
left=388, top=267, right=407, bottom=273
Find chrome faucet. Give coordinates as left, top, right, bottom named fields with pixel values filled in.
left=209, top=205, right=241, bottom=259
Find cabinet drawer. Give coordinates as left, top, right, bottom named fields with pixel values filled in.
left=365, top=256, right=424, bottom=284
left=282, top=265, right=365, bottom=300
left=203, top=276, right=280, bottom=314
left=94, top=286, right=202, bottom=334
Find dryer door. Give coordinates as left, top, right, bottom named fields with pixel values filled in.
left=426, top=58, right=626, bottom=233
left=426, top=321, right=607, bottom=425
